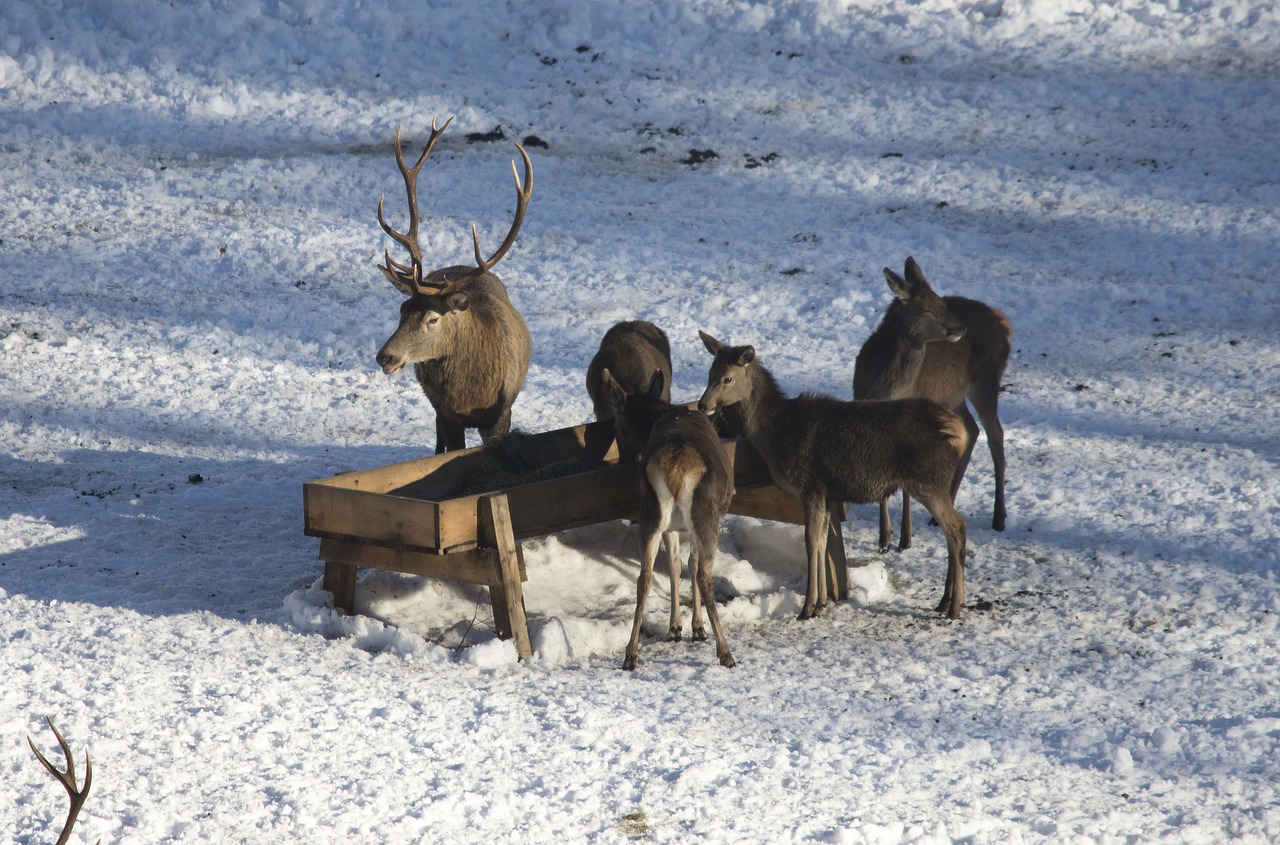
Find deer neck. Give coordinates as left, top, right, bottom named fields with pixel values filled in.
left=736, top=363, right=789, bottom=443
left=877, top=340, right=929, bottom=399
left=858, top=308, right=929, bottom=399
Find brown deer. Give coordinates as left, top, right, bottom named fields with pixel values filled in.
left=374, top=117, right=534, bottom=454
left=586, top=320, right=672, bottom=421
left=603, top=368, right=736, bottom=670
left=698, top=331, right=971, bottom=619
left=854, top=257, right=1011, bottom=551
left=28, top=719, right=96, bottom=845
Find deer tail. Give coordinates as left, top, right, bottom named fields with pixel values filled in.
left=647, top=448, right=707, bottom=516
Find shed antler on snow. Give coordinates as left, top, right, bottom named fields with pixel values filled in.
left=28, top=718, right=97, bottom=845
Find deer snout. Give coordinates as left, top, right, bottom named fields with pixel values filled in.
left=946, top=325, right=967, bottom=343
left=697, top=395, right=717, bottom=416
left=376, top=349, right=405, bottom=375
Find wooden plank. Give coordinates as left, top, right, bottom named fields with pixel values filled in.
left=304, top=483, right=446, bottom=551
left=310, top=448, right=481, bottom=494
left=317, top=538, right=523, bottom=585
left=729, top=485, right=805, bottom=524
left=323, top=560, right=357, bottom=613
left=723, top=438, right=776, bottom=488
left=479, top=495, right=532, bottom=660
left=505, top=463, right=639, bottom=540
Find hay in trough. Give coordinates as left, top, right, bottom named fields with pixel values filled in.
left=452, top=429, right=595, bottom=496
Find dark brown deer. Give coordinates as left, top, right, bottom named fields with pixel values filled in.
left=374, top=117, right=534, bottom=454
left=28, top=719, right=96, bottom=845
left=698, top=331, right=971, bottom=619
left=603, top=368, right=736, bottom=670
left=854, top=257, right=1011, bottom=551
left=586, top=320, right=672, bottom=421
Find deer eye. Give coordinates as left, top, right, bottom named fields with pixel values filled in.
left=722, top=376, right=733, bottom=385
left=426, top=315, right=441, bottom=326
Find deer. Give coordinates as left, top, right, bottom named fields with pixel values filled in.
left=853, top=257, right=1011, bottom=551
left=698, top=331, right=971, bottom=619
left=28, top=718, right=96, bottom=845
left=603, top=368, right=736, bottom=670
left=586, top=320, right=672, bottom=459
left=374, top=117, right=534, bottom=454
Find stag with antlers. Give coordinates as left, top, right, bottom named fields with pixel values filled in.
left=374, top=117, right=534, bottom=453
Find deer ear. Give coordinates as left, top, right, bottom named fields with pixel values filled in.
left=884, top=267, right=912, bottom=301
left=444, top=291, right=470, bottom=312
left=644, top=370, right=666, bottom=400
left=602, top=369, right=627, bottom=414
left=699, top=330, right=725, bottom=356
left=736, top=346, right=755, bottom=366
left=906, top=256, right=926, bottom=285
left=903, top=256, right=931, bottom=291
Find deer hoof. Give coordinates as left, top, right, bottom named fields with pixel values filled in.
left=691, top=626, right=707, bottom=641
left=666, top=627, right=682, bottom=642
left=798, top=603, right=824, bottom=621
left=935, top=598, right=962, bottom=619
left=719, top=653, right=736, bottom=668
left=622, top=654, right=638, bottom=671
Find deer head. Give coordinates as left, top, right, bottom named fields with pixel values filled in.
left=374, top=117, right=533, bottom=375
left=883, top=257, right=967, bottom=350
left=697, top=330, right=756, bottom=414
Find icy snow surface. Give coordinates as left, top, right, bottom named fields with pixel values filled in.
left=2, top=0, right=1279, bottom=842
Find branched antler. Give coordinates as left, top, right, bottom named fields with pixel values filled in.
left=28, top=718, right=95, bottom=845
left=469, top=142, right=533, bottom=276
left=377, top=116, right=454, bottom=291
left=376, top=117, right=534, bottom=294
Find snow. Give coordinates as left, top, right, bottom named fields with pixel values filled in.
left=2, top=0, right=1278, bottom=841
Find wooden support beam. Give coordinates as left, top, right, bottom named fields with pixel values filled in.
left=479, top=494, right=533, bottom=660
left=323, top=560, right=357, bottom=614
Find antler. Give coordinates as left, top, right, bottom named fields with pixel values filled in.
left=469, top=143, right=534, bottom=276
left=28, top=718, right=94, bottom=845
left=377, top=116, right=454, bottom=292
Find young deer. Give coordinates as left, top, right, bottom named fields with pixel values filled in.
left=374, top=117, right=534, bottom=454
left=854, top=257, right=1011, bottom=550
left=586, top=320, right=672, bottom=421
left=698, top=331, right=971, bottom=619
left=603, top=369, right=736, bottom=670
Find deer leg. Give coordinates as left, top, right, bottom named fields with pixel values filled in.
left=899, top=491, right=914, bottom=551
left=800, top=497, right=829, bottom=620
left=624, top=527, right=663, bottom=670
left=435, top=414, right=468, bottom=454
left=877, top=496, right=894, bottom=552
left=664, top=529, right=683, bottom=641
left=917, top=491, right=968, bottom=618
left=969, top=388, right=1007, bottom=532
left=687, top=535, right=708, bottom=641
left=694, top=530, right=735, bottom=668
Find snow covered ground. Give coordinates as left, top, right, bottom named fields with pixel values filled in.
left=2, top=0, right=1279, bottom=841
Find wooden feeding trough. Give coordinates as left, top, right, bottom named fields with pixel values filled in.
left=302, top=418, right=848, bottom=659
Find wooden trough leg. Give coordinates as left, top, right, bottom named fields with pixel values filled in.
left=323, top=560, right=357, bottom=614
left=479, top=494, right=533, bottom=660
left=825, top=499, right=849, bottom=604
